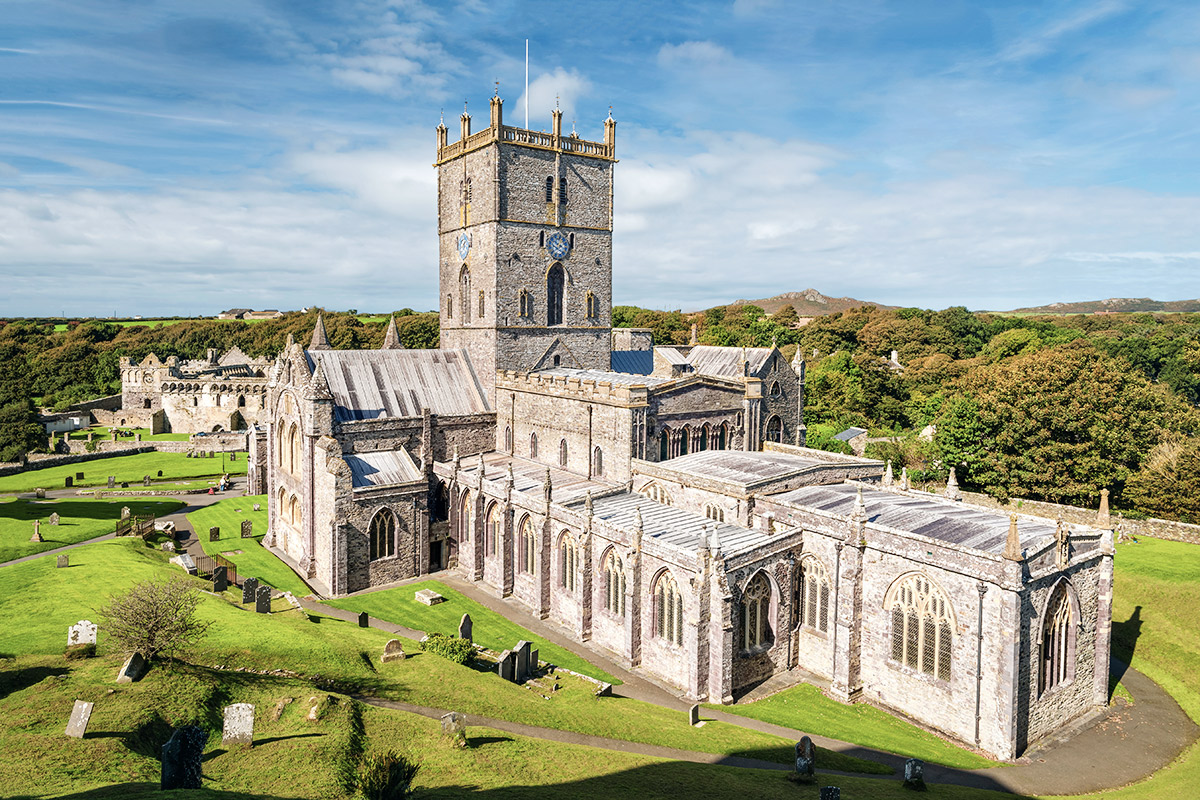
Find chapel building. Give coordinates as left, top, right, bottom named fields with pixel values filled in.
left=259, top=97, right=1114, bottom=761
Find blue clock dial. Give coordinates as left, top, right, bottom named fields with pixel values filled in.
left=456, top=233, right=471, bottom=260
left=546, top=232, right=570, bottom=259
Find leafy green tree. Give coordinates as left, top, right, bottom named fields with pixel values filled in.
left=773, top=303, right=799, bottom=326
left=1123, top=436, right=1200, bottom=523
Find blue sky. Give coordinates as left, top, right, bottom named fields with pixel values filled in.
left=3, top=0, right=1200, bottom=316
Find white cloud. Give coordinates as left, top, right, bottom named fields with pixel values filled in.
left=657, top=41, right=734, bottom=69
left=515, top=67, right=590, bottom=130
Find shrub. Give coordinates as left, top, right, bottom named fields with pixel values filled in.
left=358, top=750, right=419, bottom=800
left=419, top=632, right=475, bottom=666
left=98, top=578, right=210, bottom=661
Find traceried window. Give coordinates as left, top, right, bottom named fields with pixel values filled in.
left=485, top=503, right=501, bottom=556
left=1041, top=582, right=1076, bottom=694
left=603, top=550, right=625, bottom=617
left=458, top=491, right=472, bottom=542
left=640, top=482, right=672, bottom=505
left=887, top=574, right=954, bottom=681
left=520, top=516, right=536, bottom=574
left=547, top=264, right=565, bottom=325
left=558, top=438, right=568, bottom=467
left=797, top=556, right=830, bottom=633
left=742, top=572, right=773, bottom=651
left=704, top=504, right=724, bottom=522
left=369, top=508, right=396, bottom=561
left=559, top=532, right=578, bottom=591
left=288, top=423, right=301, bottom=477
left=766, top=415, right=783, bottom=443
left=654, top=571, right=684, bottom=645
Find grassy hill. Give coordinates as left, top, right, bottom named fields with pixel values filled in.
left=730, top=288, right=897, bottom=316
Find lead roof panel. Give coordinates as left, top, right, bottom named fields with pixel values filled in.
left=307, top=349, right=490, bottom=421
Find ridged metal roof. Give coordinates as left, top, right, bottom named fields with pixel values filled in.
left=654, top=450, right=828, bottom=487
left=686, top=345, right=773, bottom=378
left=572, top=492, right=770, bottom=557
left=345, top=449, right=423, bottom=488
left=456, top=453, right=611, bottom=505
left=307, top=349, right=490, bottom=421
left=534, top=368, right=672, bottom=387
left=772, top=483, right=1063, bottom=555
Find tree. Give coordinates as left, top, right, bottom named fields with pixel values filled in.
left=99, top=578, right=211, bottom=661
left=772, top=303, right=799, bottom=326
left=1123, top=436, right=1200, bottom=523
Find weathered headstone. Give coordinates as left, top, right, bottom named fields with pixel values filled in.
left=87, top=433, right=94, bottom=443
left=65, top=476, right=73, bottom=488
left=186, top=452, right=192, bottom=458
left=107, top=476, right=115, bottom=489
left=68, top=620, right=97, bottom=647
left=381, top=639, right=406, bottom=663
left=255, top=585, right=271, bottom=613
left=212, top=565, right=228, bottom=593
left=358, top=611, right=369, bottom=628
left=170, top=553, right=197, bottom=575
left=209, top=526, right=220, bottom=542
left=144, top=475, right=151, bottom=486
left=76, top=471, right=85, bottom=480
left=415, top=588, right=446, bottom=606
left=440, top=711, right=467, bottom=747
left=242, top=577, right=259, bottom=604
left=57, top=554, right=69, bottom=568
left=793, top=736, right=816, bottom=782
left=253, top=503, right=261, bottom=512
left=161, top=725, right=206, bottom=790
left=222, top=703, right=255, bottom=747
left=594, top=682, right=613, bottom=697
left=230, top=452, right=237, bottom=461
left=903, top=758, right=926, bottom=791
left=35, top=487, right=45, bottom=498
left=498, top=650, right=516, bottom=682
left=116, top=652, right=148, bottom=684
left=120, top=505, right=130, bottom=518
left=120, top=482, right=128, bottom=488
left=689, top=704, right=700, bottom=726
left=49, top=512, right=60, bottom=525
left=819, top=789, right=840, bottom=800
left=157, top=470, right=163, bottom=477
left=514, top=640, right=532, bottom=681
left=65, top=700, right=93, bottom=738
left=161, top=541, right=176, bottom=553
left=240, top=519, right=253, bottom=538
left=31, top=520, right=42, bottom=542
left=458, top=613, right=473, bottom=643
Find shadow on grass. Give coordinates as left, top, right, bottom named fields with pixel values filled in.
left=8, top=784, right=313, bottom=799
left=0, top=498, right=183, bottom=524
left=469, top=735, right=514, bottom=747
left=0, top=663, right=70, bottom=699
left=1109, top=605, right=1143, bottom=696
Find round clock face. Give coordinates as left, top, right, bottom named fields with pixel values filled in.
left=456, top=232, right=471, bottom=260
left=546, top=232, right=570, bottom=260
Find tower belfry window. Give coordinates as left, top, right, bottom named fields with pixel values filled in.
left=545, top=177, right=554, bottom=202
left=519, top=288, right=531, bottom=318
left=460, top=266, right=471, bottom=324
left=559, top=175, right=568, bottom=204
left=547, top=264, right=565, bottom=325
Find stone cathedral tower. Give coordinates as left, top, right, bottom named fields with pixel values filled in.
left=436, top=94, right=617, bottom=399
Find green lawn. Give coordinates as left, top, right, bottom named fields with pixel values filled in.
left=188, top=496, right=311, bottom=596
left=326, top=580, right=619, bottom=684
left=0, top=450, right=247, bottom=494
left=0, top=497, right=183, bottom=563
left=64, top=426, right=191, bottom=442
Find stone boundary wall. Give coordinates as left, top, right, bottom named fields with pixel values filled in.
left=67, top=394, right=122, bottom=413
left=960, top=490, right=1200, bottom=546
left=2, top=434, right=248, bottom=479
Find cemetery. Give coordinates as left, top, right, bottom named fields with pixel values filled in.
left=0, top=496, right=184, bottom=562
left=0, top=450, right=247, bottom=495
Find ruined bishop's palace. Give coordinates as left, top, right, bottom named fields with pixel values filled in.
left=245, top=95, right=1112, bottom=761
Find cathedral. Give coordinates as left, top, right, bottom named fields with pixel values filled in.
left=257, top=95, right=1114, bottom=761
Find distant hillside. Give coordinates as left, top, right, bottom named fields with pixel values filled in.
left=730, top=289, right=897, bottom=316
left=1008, top=297, right=1200, bottom=314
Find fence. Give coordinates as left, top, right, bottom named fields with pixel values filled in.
left=193, top=553, right=239, bottom=586
left=115, top=515, right=156, bottom=539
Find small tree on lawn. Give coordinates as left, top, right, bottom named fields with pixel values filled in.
left=99, top=578, right=211, bottom=661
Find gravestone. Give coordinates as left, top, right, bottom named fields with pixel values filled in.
left=819, top=789, right=840, bottom=800
left=440, top=711, right=467, bottom=747
left=794, top=736, right=816, bottom=781
left=903, top=758, right=926, bottom=791
left=144, top=475, right=151, bottom=486
left=458, top=613, right=473, bottom=643
left=161, top=541, right=176, bottom=553
left=49, top=512, right=60, bottom=525
left=65, top=476, right=73, bottom=488
left=498, top=650, right=516, bottom=682
left=689, top=704, right=700, bottom=726
left=242, top=577, right=259, bottom=604
left=120, top=506, right=130, bottom=518
left=68, top=620, right=97, bottom=647
left=253, top=503, right=261, bottom=512
left=121, top=482, right=128, bottom=488
left=358, top=611, right=369, bottom=628
left=31, top=520, right=42, bottom=542
left=65, top=700, right=93, bottom=738
left=212, top=565, right=228, bottom=593
left=514, top=640, right=533, bottom=681
left=170, top=554, right=197, bottom=575
left=381, top=639, right=406, bottom=663
left=158, top=470, right=163, bottom=477
left=116, top=652, right=148, bottom=684
left=161, top=725, right=205, bottom=789
left=230, top=452, right=237, bottom=461
left=87, top=433, right=94, bottom=443
left=107, top=476, right=115, bottom=489
left=415, top=588, right=446, bottom=606
left=222, top=703, right=255, bottom=747
left=76, top=472, right=85, bottom=480
left=186, top=452, right=192, bottom=458
left=240, top=519, right=253, bottom=538
left=36, top=487, right=45, bottom=498
left=57, top=554, right=69, bottom=568
left=255, top=585, right=271, bottom=613
left=209, top=526, right=220, bottom=542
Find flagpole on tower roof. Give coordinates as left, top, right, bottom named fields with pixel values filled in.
left=524, top=39, right=529, bottom=130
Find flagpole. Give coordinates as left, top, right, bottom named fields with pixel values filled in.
left=525, top=39, right=529, bottom=130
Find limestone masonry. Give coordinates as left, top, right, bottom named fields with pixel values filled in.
left=256, top=97, right=1112, bottom=761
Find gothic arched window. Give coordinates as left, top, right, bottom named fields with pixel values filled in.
left=717, top=423, right=728, bottom=450
left=288, top=423, right=301, bottom=476
left=698, top=424, right=708, bottom=451
left=369, top=508, right=396, bottom=561
left=559, top=175, right=568, bottom=204
left=586, top=290, right=597, bottom=320
left=460, top=266, right=471, bottom=324
left=704, top=504, right=724, bottom=522
left=770, top=381, right=782, bottom=398
left=659, top=429, right=670, bottom=461
left=640, top=482, right=672, bottom=505
left=504, top=426, right=513, bottom=452
left=519, top=288, right=531, bottom=318
left=678, top=426, right=689, bottom=456
left=520, top=515, right=536, bottom=574
left=545, top=176, right=554, bottom=202
left=559, top=532, right=578, bottom=591
left=446, top=293, right=453, bottom=319
left=742, top=572, right=773, bottom=651
left=547, top=264, right=565, bottom=325
left=887, top=574, right=954, bottom=681
left=766, top=415, right=783, bottom=443
left=1041, top=582, right=1077, bottom=694
left=558, top=438, right=567, bottom=467
left=530, top=432, right=538, bottom=459
left=458, top=490, right=472, bottom=542
left=654, top=571, right=684, bottom=645
left=604, top=549, right=626, bottom=617
left=592, top=446, right=603, bottom=477
left=797, top=556, right=830, bottom=633
left=485, top=503, right=501, bottom=556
